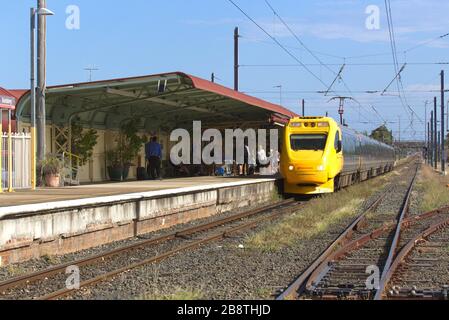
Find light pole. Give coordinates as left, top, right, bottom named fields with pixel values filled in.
left=31, top=5, right=54, bottom=189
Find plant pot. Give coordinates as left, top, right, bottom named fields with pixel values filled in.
left=108, top=166, right=124, bottom=181
left=45, top=174, right=60, bottom=188
left=122, top=165, right=130, bottom=181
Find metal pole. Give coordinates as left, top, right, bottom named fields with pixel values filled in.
left=441, top=70, right=446, bottom=174
left=7, top=109, right=13, bottom=192
left=425, top=119, right=428, bottom=161
left=37, top=0, right=47, bottom=163
left=0, top=110, right=2, bottom=193
left=424, top=100, right=428, bottom=148
left=434, top=97, right=438, bottom=169
left=302, top=99, right=305, bottom=117
left=447, top=98, right=449, bottom=133
left=398, top=116, right=401, bottom=143
left=339, top=99, right=344, bottom=125
left=431, top=111, right=434, bottom=165
left=30, top=8, right=37, bottom=189
left=427, top=122, right=430, bottom=164
left=234, top=27, right=239, bottom=91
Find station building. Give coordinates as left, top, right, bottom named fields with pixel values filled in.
left=0, top=72, right=296, bottom=265
left=13, top=71, right=295, bottom=184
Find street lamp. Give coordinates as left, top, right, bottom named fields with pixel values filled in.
left=30, top=6, right=54, bottom=189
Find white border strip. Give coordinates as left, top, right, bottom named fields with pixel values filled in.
left=0, top=179, right=276, bottom=218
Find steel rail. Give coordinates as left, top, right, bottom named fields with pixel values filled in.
left=0, top=198, right=296, bottom=293
left=40, top=201, right=305, bottom=300
left=276, top=184, right=394, bottom=300
left=373, top=164, right=420, bottom=300
left=378, top=213, right=449, bottom=300
left=303, top=171, right=447, bottom=299
left=277, top=160, right=419, bottom=300
left=293, top=163, right=420, bottom=299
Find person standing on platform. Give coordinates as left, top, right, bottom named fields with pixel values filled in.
left=257, top=145, right=269, bottom=175
left=145, top=137, right=162, bottom=180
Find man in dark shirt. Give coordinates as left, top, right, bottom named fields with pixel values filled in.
left=145, top=137, right=162, bottom=180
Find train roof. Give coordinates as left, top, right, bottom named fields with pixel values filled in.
left=340, top=125, right=395, bottom=150
left=288, top=116, right=394, bottom=150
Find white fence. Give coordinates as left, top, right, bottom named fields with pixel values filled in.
left=1, top=132, right=31, bottom=190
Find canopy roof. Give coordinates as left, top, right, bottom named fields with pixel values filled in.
left=16, top=72, right=295, bottom=131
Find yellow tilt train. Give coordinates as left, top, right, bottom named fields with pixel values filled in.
left=281, top=117, right=396, bottom=195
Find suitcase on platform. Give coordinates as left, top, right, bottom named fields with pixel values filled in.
left=137, top=167, right=149, bottom=180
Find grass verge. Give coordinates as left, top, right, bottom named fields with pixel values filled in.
left=245, top=175, right=390, bottom=252
left=416, top=165, right=449, bottom=213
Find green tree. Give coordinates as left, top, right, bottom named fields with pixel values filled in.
left=71, top=120, right=99, bottom=167
left=370, top=125, right=393, bottom=145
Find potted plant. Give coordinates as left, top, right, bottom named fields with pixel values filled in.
left=56, top=119, right=98, bottom=181
left=70, top=120, right=98, bottom=178
left=40, top=156, right=64, bottom=188
left=106, top=121, right=146, bottom=181
left=106, top=148, right=123, bottom=181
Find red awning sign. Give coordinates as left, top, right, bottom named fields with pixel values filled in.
left=0, top=95, right=15, bottom=110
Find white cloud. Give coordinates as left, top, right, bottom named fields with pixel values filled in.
left=207, top=0, right=449, bottom=47
left=406, top=84, right=440, bottom=92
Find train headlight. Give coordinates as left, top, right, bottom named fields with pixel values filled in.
left=288, top=165, right=295, bottom=171
left=290, top=122, right=302, bottom=127
left=317, top=165, right=325, bottom=171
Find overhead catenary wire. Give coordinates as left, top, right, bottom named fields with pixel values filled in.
left=227, top=0, right=377, bottom=125
left=226, top=0, right=331, bottom=90
left=384, top=0, right=423, bottom=137
left=382, top=64, right=407, bottom=95
left=228, top=0, right=431, bottom=139
left=239, top=36, right=346, bottom=60
left=261, top=0, right=383, bottom=125
left=243, top=89, right=449, bottom=94
left=404, top=32, right=449, bottom=54
left=263, top=0, right=338, bottom=76
left=324, top=64, right=345, bottom=96
left=240, top=62, right=449, bottom=67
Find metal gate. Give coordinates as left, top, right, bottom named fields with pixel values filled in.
left=1, top=132, right=32, bottom=191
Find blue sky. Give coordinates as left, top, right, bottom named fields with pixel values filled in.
left=1, top=0, right=448, bottom=139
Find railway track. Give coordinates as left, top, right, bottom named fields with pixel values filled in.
left=381, top=208, right=449, bottom=300
left=278, top=162, right=427, bottom=300
left=0, top=198, right=305, bottom=300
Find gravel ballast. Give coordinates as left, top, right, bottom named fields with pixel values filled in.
left=0, top=162, right=430, bottom=300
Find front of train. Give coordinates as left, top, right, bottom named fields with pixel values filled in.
left=281, top=117, right=342, bottom=195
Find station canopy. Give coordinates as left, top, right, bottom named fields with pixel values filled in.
left=16, top=72, right=295, bottom=131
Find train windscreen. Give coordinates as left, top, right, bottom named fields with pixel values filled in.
left=290, top=134, right=328, bottom=151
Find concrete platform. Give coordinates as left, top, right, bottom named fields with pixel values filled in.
left=0, top=177, right=276, bottom=209
left=0, top=176, right=281, bottom=266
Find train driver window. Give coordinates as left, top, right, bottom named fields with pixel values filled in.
left=334, top=132, right=342, bottom=153
left=290, top=134, right=327, bottom=151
